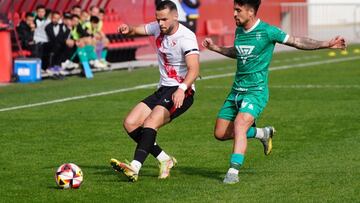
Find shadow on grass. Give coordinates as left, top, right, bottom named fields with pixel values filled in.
left=176, top=166, right=224, bottom=181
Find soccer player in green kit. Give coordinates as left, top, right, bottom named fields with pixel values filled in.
left=202, top=0, right=346, bottom=184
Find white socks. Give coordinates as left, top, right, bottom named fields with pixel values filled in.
left=130, top=160, right=142, bottom=174
left=156, top=151, right=171, bottom=162
left=255, top=128, right=265, bottom=139
left=227, top=168, right=239, bottom=175
left=131, top=151, right=170, bottom=174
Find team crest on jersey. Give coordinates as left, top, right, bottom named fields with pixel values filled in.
left=168, top=40, right=177, bottom=47
left=235, top=45, right=255, bottom=64
left=256, top=32, right=262, bottom=40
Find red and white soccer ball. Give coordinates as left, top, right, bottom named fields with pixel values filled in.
left=55, top=163, right=83, bottom=189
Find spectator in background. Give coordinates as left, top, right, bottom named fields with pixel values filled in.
left=61, top=12, right=79, bottom=70
left=17, top=12, right=36, bottom=51
left=88, top=6, right=108, bottom=66
left=80, top=10, right=90, bottom=29
left=45, top=11, right=70, bottom=75
left=71, top=5, right=82, bottom=17
left=99, top=8, right=105, bottom=21
left=89, top=5, right=100, bottom=17
left=181, top=0, right=200, bottom=33
left=88, top=16, right=109, bottom=66
left=89, top=5, right=103, bottom=31
left=33, top=5, right=50, bottom=70
left=71, top=14, right=106, bottom=69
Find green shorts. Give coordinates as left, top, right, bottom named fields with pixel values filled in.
left=217, top=89, right=269, bottom=121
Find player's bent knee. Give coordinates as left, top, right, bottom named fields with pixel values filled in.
left=123, top=117, right=141, bottom=132
left=214, top=130, right=227, bottom=141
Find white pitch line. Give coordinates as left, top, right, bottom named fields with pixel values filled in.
left=0, top=56, right=358, bottom=113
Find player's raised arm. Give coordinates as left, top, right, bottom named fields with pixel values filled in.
left=284, top=35, right=347, bottom=50
left=202, top=38, right=237, bottom=59
left=118, top=23, right=148, bottom=36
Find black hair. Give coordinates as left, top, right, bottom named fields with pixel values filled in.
left=25, top=12, right=34, bottom=18
left=36, top=4, right=46, bottom=11
left=90, top=16, right=100, bottom=24
left=99, top=8, right=105, bottom=14
left=72, top=14, right=80, bottom=19
left=63, top=12, right=72, bottom=19
left=72, top=5, right=82, bottom=10
left=155, top=0, right=177, bottom=11
left=90, top=5, right=99, bottom=11
left=234, top=0, right=261, bottom=14
left=51, top=11, right=61, bottom=16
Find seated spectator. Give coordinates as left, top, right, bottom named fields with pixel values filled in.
left=17, top=12, right=35, bottom=51
left=80, top=10, right=90, bottom=30
left=89, top=6, right=103, bottom=31
left=70, top=14, right=106, bottom=69
left=71, top=5, right=82, bottom=17
left=99, top=8, right=105, bottom=22
left=88, top=16, right=109, bottom=66
left=61, top=13, right=79, bottom=70
left=45, top=11, right=70, bottom=75
left=33, top=5, right=50, bottom=70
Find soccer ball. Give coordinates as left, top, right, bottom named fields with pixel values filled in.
left=55, top=163, right=83, bottom=189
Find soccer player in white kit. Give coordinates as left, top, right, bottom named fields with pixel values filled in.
left=110, top=0, right=200, bottom=182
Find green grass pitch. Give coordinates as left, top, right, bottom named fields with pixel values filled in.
left=0, top=45, right=359, bottom=202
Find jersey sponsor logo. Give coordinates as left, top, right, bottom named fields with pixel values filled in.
left=235, top=45, right=255, bottom=64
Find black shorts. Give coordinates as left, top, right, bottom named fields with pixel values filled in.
left=142, top=86, right=195, bottom=120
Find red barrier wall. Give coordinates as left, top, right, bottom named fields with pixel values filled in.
left=0, top=30, right=12, bottom=83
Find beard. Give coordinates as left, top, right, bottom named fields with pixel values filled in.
left=235, top=18, right=249, bottom=27
left=160, top=24, right=175, bottom=35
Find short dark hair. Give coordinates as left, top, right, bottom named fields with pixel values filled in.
left=72, top=5, right=82, bottom=10
left=51, top=11, right=61, bottom=16
left=90, top=5, right=99, bottom=11
left=25, top=12, right=34, bottom=18
left=156, top=0, right=177, bottom=11
left=99, top=8, right=105, bottom=14
left=234, top=0, right=261, bottom=14
left=90, top=16, right=100, bottom=24
left=36, top=4, right=46, bottom=11
left=72, top=14, right=80, bottom=19
left=63, top=12, right=72, bottom=19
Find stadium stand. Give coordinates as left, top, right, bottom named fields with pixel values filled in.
left=3, top=0, right=150, bottom=63
left=102, top=13, right=149, bottom=62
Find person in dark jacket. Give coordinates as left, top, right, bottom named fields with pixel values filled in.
left=45, top=11, right=70, bottom=70
left=17, top=12, right=36, bottom=51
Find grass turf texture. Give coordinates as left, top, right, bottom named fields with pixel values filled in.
left=0, top=45, right=359, bottom=202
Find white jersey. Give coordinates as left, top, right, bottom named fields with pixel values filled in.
left=145, top=22, right=199, bottom=90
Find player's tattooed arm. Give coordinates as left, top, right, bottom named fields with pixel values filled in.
left=202, top=38, right=237, bottom=59
left=216, top=47, right=237, bottom=59
left=285, top=36, right=346, bottom=50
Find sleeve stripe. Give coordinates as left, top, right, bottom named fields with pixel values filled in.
left=184, top=49, right=199, bottom=56
left=283, top=34, right=290, bottom=44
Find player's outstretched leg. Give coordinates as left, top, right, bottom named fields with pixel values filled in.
left=110, top=158, right=138, bottom=182
left=124, top=103, right=176, bottom=178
